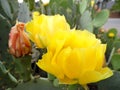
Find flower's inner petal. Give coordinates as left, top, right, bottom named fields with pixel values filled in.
left=79, top=67, right=113, bottom=84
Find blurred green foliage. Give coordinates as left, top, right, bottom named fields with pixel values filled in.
left=111, top=0, right=120, bottom=12
left=0, top=0, right=120, bottom=90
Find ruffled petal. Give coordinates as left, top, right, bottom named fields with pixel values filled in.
left=79, top=67, right=113, bottom=84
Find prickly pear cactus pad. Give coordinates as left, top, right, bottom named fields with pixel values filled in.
left=1, top=0, right=120, bottom=90
left=0, top=14, right=13, bottom=69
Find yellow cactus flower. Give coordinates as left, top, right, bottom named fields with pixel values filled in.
left=91, top=0, right=95, bottom=7
left=37, top=30, right=113, bottom=85
left=26, top=12, right=70, bottom=48
left=108, top=32, right=115, bottom=38
left=32, top=11, right=40, bottom=19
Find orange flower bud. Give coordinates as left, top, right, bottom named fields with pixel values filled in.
left=94, top=5, right=98, bottom=11
left=9, top=22, right=31, bottom=57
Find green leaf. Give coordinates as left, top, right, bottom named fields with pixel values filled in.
left=80, top=10, right=93, bottom=32
left=0, top=61, right=17, bottom=88
left=92, top=9, right=109, bottom=27
left=13, top=55, right=32, bottom=82
left=0, top=14, right=14, bottom=70
left=97, top=71, right=120, bottom=90
left=85, top=23, right=93, bottom=32
left=49, top=0, right=73, bottom=9
left=68, top=84, right=80, bottom=90
left=28, top=0, right=35, bottom=11
left=7, top=0, right=19, bottom=25
left=0, top=0, right=12, bottom=19
left=107, top=47, right=115, bottom=65
left=79, top=0, right=87, bottom=14
left=114, top=40, right=120, bottom=50
left=111, top=54, right=120, bottom=70
left=13, top=78, right=61, bottom=90
left=49, top=0, right=60, bottom=4
left=48, top=73, right=56, bottom=81
left=53, top=79, right=59, bottom=87
left=0, top=61, right=7, bottom=73
left=18, top=2, right=31, bottom=23
left=24, top=0, right=28, bottom=2
left=8, top=0, right=18, bottom=14
left=8, top=73, right=18, bottom=83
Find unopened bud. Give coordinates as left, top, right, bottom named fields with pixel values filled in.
left=99, top=28, right=105, bottom=33
left=94, top=5, right=98, bottom=10
left=9, top=22, right=31, bottom=57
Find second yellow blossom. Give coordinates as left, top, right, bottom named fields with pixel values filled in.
left=26, top=12, right=70, bottom=48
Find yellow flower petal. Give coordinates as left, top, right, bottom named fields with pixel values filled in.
left=34, top=34, right=45, bottom=48
left=26, top=13, right=70, bottom=48
left=79, top=67, right=113, bottom=84
left=59, top=76, right=78, bottom=84
left=95, top=44, right=106, bottom=69
left=36, top=52, right=64, bottom=79
left=63, top=48, right=84, bottom=79
left=36, top=30, right=113, bottom=85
